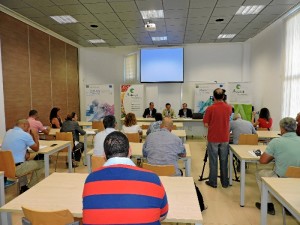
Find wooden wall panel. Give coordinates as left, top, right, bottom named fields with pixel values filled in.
left=50, top=37, right=68, bottom=120
left=66, top=44, right=80, bottom=117
left=29, top=27, right=52, bottom=126
left=0, top=13, right=31, bottom=129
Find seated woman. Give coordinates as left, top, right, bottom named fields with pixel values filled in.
left=60, top=112, right=86, bottom=166
left=252, top=107, right=273, bottom=130
left=122, top=112, right=142, bottom=139
left=50, top=107, right=62, bottom=128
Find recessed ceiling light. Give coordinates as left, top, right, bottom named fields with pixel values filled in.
left=215, top=18, right=224, bottom=22
left=140, top=10, right=164, bottom=19
left=88, top=39, right=106, bottom=44
left=218, top=34, right=236, bottom=39
left=90, top=24, right=98, bottom=28
left=236, top=5, right=265, bottom=15
left=50, top=15, right=78, bottom=24
left=152, top=36, right=167, bottom=41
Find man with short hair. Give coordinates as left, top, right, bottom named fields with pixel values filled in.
left=143, top=117, right=186, bottom=176
left=27, top=109, right=50, bottom=135
left=203, top=88, right=232, bottom=188
left=1, top=119, right=44, bottom=192
left=230, top=113, right=257, bottom=144
left=178, top=103, right=193, bottom=118
left=146, top=113, right=163, bottom=135
left=255, top=117, right=300, bottom=215
left=143, top=102, right=157, bottom=118
left=93, top=115, right=117, bottom=156
left=83, top=131, right=168, bottom=225
left=162, top=103, right=175, bottom=118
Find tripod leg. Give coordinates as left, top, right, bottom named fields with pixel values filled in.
left=199, top=148, right=209, bottom=181
left=233, top=156, right=240, bottom=182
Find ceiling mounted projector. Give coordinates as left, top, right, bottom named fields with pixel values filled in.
left=145, top=21, right=156, bottom=31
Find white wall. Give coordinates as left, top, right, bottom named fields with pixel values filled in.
left=0, top=39, right=6, bottom=136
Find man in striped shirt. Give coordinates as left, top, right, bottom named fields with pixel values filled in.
left=82, top=131, right=168, bottom=225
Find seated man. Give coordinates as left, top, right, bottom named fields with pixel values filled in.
left=178, top=103, right=193, bottom=118
left=143, top=117, right=186, bottom=176
left=230, top=113, right=257, bottom=144
left=255, top=117, right=300, bottom=215
left=296, top=112, right=300, bottom=136
left=93, top=115, right=116, bottom=156
left=143, top=102, right=157, bottom=118
left=146, top=113, right=163, bottom=135
left=162, top=103, right=175, bottom=118
left=83, top=131, right=168, bottom=225
left=27, top=109, right=50, bottom=135
left=1, top=119, right=44, bottom=192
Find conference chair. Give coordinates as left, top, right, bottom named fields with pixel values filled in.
left=282, top=166, right=300, bottom=225
left=172, top=125, right=177, bottom=130
left=22, top=206, right=79, bottom=225
left=125, top=133, right=141, bottom=143
left=91, top=155, right=106, bottom=172
left=141, top=124, right=149, bottom=130
left=0, top=151, right=35, bottom=194
left=238, top=134, right=258, bottom=145
left=54, top=132, right=74, bottom=171
left=142, top=163, right=176, bottom=176
left=92, top=121, right=104, bottom=132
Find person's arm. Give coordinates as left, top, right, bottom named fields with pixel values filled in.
left=142, top=142, right=148, bottom=157
left=29, top=129, right=39, bottom=152
left=177, top=139, right=186, bottom=157
left=142, top=109, right=147, bottom=118
left=259, top=152, right=274, bottom=164
left=178, top=109, right=182, bottom=117
left=159, top=185, right=168, bottom=221
left=42, top=126, right=50, bottom=135
left=52, top=118, right=61, bottom=128
left=251, top=111, right=259, bottom=127
left=187, top=109, right=193, bottom=118
left=75, top=122, right=86, bottom=135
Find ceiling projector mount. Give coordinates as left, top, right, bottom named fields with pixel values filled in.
left=145, top=21, right=156, bottom=31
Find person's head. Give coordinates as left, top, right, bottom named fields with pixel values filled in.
left=161, top=117, right=173, bottom=131
left=50, top=107, right=60, bottom=121
left=103, top=115, right=116, bottom=129
left=296, top=112, right=300, bottom=123
left=259, top=108, right=270, bottom=121
left=65, top=112, right=77, bottom=121
left=104, top=131, right=130, bottom=160
left=154, top=113, right=163, bottom=122
left=233, top=113, right=241, bottom=120
left=165, top=103, right=171, bottom=110
left=182, top=103, right=187, bottom=109
left=29, top=110, right=38, bottom=119
left=149, top=102, right=154, bottom=110
left=16, top=119, right=30, bottom=132
left=279, top=117, right=297, bottom=134
left=213, top=88, right=225, bottom=101
left=124, top=112, right=137, bottom=127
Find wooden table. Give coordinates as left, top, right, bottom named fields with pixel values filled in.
left=257, top=131, right=280, bottom=139
left=142, top=129, right=187, bottom=142
left=41, top=128, right=98, bottom=165
left=87, top=143, right=192, bottom=176
left=261, top=178, right=300, bottom=225
left=78, top=121, right=92, bottom=127
left=122, top=117, right=203, bottom=123
left=229, top=144, right=267, bottom=207
left=0, top=173, right=203, bottom=225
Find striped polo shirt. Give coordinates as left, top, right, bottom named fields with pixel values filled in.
left=82, top=163, right=168, bottom=225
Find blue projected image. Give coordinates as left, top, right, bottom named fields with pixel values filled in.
left=140, top=48, right=184, bottom=83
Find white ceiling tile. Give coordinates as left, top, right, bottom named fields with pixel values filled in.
left=135, top=0, right=163, bottom=10
left=261, top=4, right=295, bottom=15
left=164, top=9, right=188, bottom=19
left=190, top=0, right=217, bottom=8
left=243, top=0, right=272, bottom=5
left=14, top=7, right=45, bottom=18
left=188, top=8, right=214, bottom=17
left=0, top=0, right=30, bottom=8
left=117, top=11, right=143, bottom=20
left=212, top=6, right=240, bottom=17
left=51, top=0, right=80, bottom=5
left=94, top=13, right=120, bottom=22
left=79, top=0, right=107, bottom=3
left=109, top=1, right=138, bottom=12
left=216, top=0, right=244, bottom=7
left=270, top=0, right=300, bottom=5
left=59, top=4, right=91, bottom=15
left=163, top=0, right=189, bottom=10
left=83, top=3, right=114, bottom=13
left=35, top=6, right=66, bottom=16
left=24, top=0, right=55, bottom=7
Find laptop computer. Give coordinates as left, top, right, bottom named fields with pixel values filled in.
left=192, top=113, right=203, bottom=119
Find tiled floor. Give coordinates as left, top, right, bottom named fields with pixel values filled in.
left=4, top=138, right=299, bottom=225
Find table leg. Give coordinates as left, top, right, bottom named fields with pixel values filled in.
left=68, top=144, right=72, bottom=173
left=0, top=212, right=12, bottom=225
left=83, top=134, right=87, bottom=166
left=240, top=160, right=246, bottom=207
left=0, top=173, right=4, bottom=207
left=229, top=150, right=233, bottom=186
left=44, top=154, right=50, bottom=177
left=185, top=158, right=191, bottom=177
left=260, top=181, right=268, bottom=225
left=87, top=154, right=92, bottom=173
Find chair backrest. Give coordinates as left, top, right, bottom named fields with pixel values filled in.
left=285, top=166, right=300, bottom=178
left=56, top=132, right=74, bottom=151
left=142, top=163, right=176, bottom=176
left=92, top=121, right=105, bottom=132
left=141, top=124, right=149, bottom=130
left=0, top=150, right=16, bottom=179
left=22, top=206, right=75, bottom=225
left=238, top=134, right=258, bottom=145
left=125, top=133, right=140, bottom=143
left=257, top=128, right=268, bottom=131
left=91, top=155, right=106, bottom=171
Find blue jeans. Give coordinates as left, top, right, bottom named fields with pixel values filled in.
left=207, top=142, right=229, bottom=187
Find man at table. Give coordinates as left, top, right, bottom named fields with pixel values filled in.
left=93, top=115, right=116, bottom=156
left=83, top=131, right=168, bottom=225
left=1, top=119, right=43, bottom=193
left=203, top=88, right=232, bottom=188
left=27, top=109, right=50, bottom=135
left=230, top=113, right=257, bottom=144
left=255, top=117, right=300, bottom=215
left=143, top=102, right=157, bottom=118
left=178, top=103, right=193, bottom=118
left=162, top=103, right=175, bottom=118
left=143, top=117, right=186, bottom=176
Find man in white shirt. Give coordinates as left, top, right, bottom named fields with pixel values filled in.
left=93, top=115, right=116, bottom=156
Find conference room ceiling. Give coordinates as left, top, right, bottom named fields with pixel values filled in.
left=0, top=0, right=299, bottom=47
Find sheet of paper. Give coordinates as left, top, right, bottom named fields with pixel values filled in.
left=248, top=150, right=264, bottom=157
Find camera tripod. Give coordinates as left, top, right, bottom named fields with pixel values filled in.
left=198, top=147, right=240, bottom=182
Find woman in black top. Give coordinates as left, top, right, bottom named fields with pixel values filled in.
left=50, top=107, right=62, bottom=128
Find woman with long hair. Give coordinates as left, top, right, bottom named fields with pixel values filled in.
left=49, top=107, right=62, bottom=128
left=252, top=107, right=273, bottom=129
